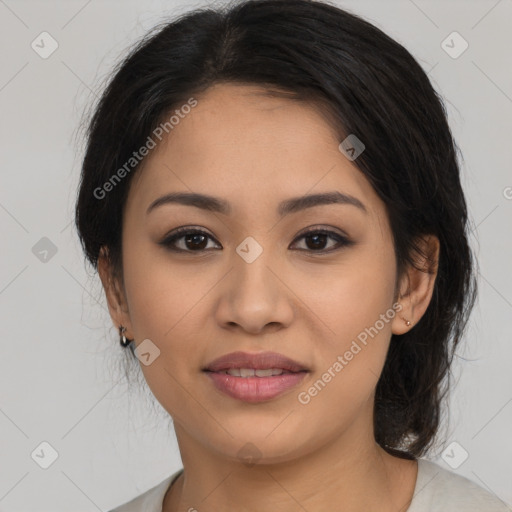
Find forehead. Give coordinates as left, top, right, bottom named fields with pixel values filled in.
left=126, top=83, right=382, bottom=219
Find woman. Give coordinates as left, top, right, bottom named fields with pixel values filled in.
left=74, top=0, right=511, bottom=510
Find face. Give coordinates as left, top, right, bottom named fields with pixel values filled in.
left=103, top=83, right=411, bottom=465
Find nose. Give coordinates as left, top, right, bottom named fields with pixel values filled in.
left=214, top=246, right=295, bottom=335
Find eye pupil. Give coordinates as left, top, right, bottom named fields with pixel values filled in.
left=306, top=233, right=327, bottom=250
left=186, top=233, right=207, bottom=250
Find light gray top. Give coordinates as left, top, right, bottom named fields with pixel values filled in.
left=108, top=458, right=511, bottom=511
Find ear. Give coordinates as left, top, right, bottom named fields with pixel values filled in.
left=391, top=234, right=440, bottom=335
left=97, top=246, right=133, bottom=339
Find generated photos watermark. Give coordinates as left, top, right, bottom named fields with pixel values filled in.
left=297, top=302, right=403, bottom=405
left=93, top=97, right=198, bottom=200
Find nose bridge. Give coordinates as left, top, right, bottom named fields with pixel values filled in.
left=217, top=234, right=293, bottom=332
left=233, top=234, right=277, bottom=299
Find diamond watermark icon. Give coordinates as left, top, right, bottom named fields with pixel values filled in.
left=31, top=31, right=59, bottom=59
left=32, top=237, right=58, bottom=263
left=441, top=441, right=469, bottom=469
left=134, top=338, right=161, bottom=366
left=237, top=442, right=262, bottom=467
left=441, top=31, right=468, bottom=59
left=338, top=134, right=365, bottom=161
left=31, top=441, right=59, bottom=469
left=236, top=236, right=263, bottom=264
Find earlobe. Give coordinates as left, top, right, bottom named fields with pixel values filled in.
left=97, top=246, right=133, bottom=337
left=391, top=301, right=414, bottom=334
left=391, top=234, right=440, bottom=335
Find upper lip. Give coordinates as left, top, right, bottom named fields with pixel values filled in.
left=203, top=351, right=309, bottom=373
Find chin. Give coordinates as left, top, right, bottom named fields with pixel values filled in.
left=200, top=424, right=318, bottom=467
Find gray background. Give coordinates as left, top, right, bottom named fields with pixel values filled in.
left=0, top=0, right=511, bottom=509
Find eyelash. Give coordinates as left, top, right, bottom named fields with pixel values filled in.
left=159, top=226, right=353, bottom=255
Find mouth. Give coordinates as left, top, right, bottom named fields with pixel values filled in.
left=202, top=350, right=309, bottom=373
left=211, top=368, right=300, bottom=377
left=202, top=351, right=309, bottom=403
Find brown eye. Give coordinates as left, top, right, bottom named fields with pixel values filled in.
left=159, top=226, right=353, bottom=254
left=160, top=228, right=221, bottom=252
left=290, top=228, right=352, bottom=253
left=181, top=232, right=209, bottom=250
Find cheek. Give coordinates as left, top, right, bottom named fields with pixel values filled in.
left=295, top=242, right=397, bottom=345
left=120, top=243, right=206, bottom=414
left=293, top=240, right=397, bottom=395
left=121, top=237, right=203, bottom=338
left=294, top=282, right=397, bottom=439
left=120, top=241, right=216, bottom=380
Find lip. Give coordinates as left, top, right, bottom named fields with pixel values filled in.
left=202, top=351, right=309, bottom=403
left=203, top=350, right=309, bottom=373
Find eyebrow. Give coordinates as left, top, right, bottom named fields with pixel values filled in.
left=146, top=191, right=367, bottom=217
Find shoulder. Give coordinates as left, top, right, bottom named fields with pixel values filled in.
left=107, top=469, right=183, bottom=512
left=408, top=458, right=511, bottom=512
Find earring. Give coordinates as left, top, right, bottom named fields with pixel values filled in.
left=401, top=316, right=412, bottom=327
left=119, top=325, right=134, bottom=347
left=397, top=299, right=412, bottom=327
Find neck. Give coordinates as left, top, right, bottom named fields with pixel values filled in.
left=163, top=417, right=418, bottom=512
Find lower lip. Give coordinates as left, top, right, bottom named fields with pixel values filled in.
left=204, top=371, right=308, bottom=403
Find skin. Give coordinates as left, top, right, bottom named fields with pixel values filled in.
left=99, top=82, right=439, bottom=511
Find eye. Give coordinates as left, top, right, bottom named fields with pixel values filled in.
left=159, top=226, right=353, bottom=254
left=290, top=227, right=352, bottom=253
left=159, top=227, right=221, bottom=253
